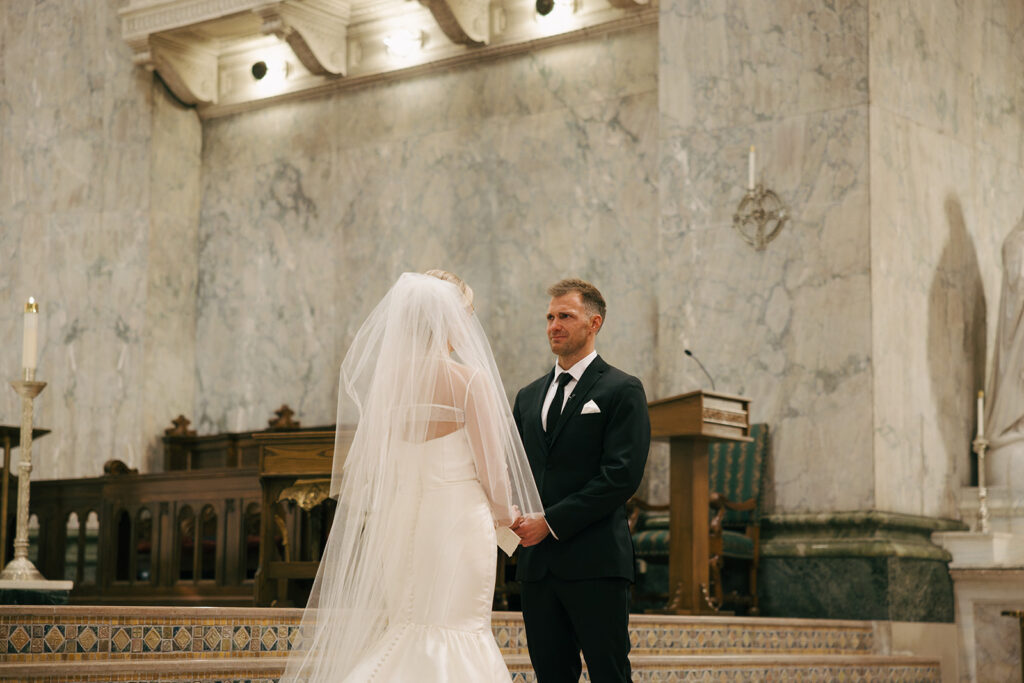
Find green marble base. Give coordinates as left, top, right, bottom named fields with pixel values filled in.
left=759, top=511, right=965, bottom=622
left=0, top=578, right=73, bottom=604
left=0, top=587, right=70, bottom=604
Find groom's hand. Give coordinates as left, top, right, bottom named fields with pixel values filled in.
left=512, top=517, right=550, bottom=547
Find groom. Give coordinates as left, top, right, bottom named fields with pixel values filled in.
left=511, top=278, right=650, bottom=683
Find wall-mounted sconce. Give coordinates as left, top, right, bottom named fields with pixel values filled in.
left=534, top=0, right=580, bottom=26
left=250, top=57, right=289, bottom=95
left=383, top=29, right=426, bottom=59
left=732, top=146, right=789, bottom=250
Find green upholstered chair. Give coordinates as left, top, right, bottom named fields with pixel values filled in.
left=707, top=422, right=768, bottom=614
left=626, top=499, right=670, bottom=610
left=628, top=423, right=769, bottom=614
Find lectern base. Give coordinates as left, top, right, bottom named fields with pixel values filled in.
left=643, top=581, right=733, bottom=616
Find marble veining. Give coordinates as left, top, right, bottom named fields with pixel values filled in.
left=867, top=0, right=1024, bottom=518
left=659, top=0, right=869, bottom=134
left=972, top=602, right=1023, bottom=683
left=657, top=105, right=872, bottom=513
left=0, top=1, right=201, bottom=479
left=0, top=0, right=1021, bottom=556
left=196, top=26, right=660, bottom=434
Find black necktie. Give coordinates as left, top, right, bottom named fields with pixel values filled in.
left=546, top=373, right=573, bottom=435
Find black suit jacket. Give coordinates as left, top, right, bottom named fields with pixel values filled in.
left=512, top=355, right=650, bottom=582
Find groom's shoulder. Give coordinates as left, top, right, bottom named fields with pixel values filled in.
left=598, top=359, right=646, bottom=393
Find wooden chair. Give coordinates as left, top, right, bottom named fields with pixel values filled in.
left=706, top=422, right=768, bottom=614
left=629, top=423, right=769, bottom=614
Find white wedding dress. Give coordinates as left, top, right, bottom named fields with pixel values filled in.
left=280, top=273, right=542, bottom=683
left=342, top=427, right=511, bottom=683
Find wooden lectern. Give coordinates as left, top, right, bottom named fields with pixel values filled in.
left=253, top=429, right=352, bottom=606
left=647, top=390, right=750, bottom=614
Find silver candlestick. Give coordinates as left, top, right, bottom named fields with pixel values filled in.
left=972, top=434, right=991, bottom=534
left=0, top=371, right=47, bottom=581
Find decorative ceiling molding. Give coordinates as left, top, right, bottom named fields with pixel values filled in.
left=253, top=1, right=350, bottom=75
left=144, top=33, right=219, bottom=105
left=420, top=0, right=490, bottom=46
left=120, top=0, right=657, bottom=118
left=604, top=0, right=648, bottom=8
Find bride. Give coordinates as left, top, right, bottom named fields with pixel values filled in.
left=281, top=270, right=543, bottom=682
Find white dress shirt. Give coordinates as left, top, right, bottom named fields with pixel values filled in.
left=541, top=350, right=598, bottom=431
left=538, top=350, right=597, bottom=541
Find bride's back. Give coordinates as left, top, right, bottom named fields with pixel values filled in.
left=397, top=357, right=476, bottom=443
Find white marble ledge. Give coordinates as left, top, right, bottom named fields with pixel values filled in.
left=0, top=579, right=73, bottom=591
left=932, top=530, right=1024, bottom=569
left=957, top=486, right=1024, bottom=534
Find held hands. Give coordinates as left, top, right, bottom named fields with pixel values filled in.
left=495, top=504, right=522, bottom=529
left=510, top=515, right=550, bottom=547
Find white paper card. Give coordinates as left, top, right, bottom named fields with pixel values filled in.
left=497, top=526, right=521, bottom=556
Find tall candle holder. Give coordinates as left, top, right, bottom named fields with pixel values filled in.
left=732, top=183, right=789, bottom=251
left=972, top=434, right=991, bottom=533
left=0, top=370, right=47, bottom=581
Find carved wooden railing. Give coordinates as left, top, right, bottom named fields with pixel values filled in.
left=6, top=408, right=519, bottom=609
left=8, top=466, right=262, bottom=606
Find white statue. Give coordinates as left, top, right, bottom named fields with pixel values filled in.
left=985, top=212, right=1024, bottom=488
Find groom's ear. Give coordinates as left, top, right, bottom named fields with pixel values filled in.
left=590, top=314, right=603, bottom=334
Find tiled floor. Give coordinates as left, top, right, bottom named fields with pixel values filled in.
left=0, top=608, right=941, bottom=681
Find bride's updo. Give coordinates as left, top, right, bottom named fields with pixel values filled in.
left=424, top=269, right=474, bottom=308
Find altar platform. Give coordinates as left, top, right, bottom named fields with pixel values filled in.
left=0, top=606, right=944, bottom=681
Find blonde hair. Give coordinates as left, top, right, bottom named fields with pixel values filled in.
left=424, top=269, right=475, bottom=308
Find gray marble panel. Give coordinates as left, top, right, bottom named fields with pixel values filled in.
left=143, top=87, right=202, bottom=471
left=338, top=27, right=658, bottom=151
left=0, top=0, right=200, bottom=479
left=868, top=107, right=983, bottom=518
left=657, top=105, right=872, bottom=513
left=196, top=26, right=659, bottom=434
left=659, top=0, right=869, bottom=134
left=487, top=89, right=660, bottom=394
left=973, top=602, right=1023, bottom=683
left=866, top=1, right=1024, bottom=517
left=869, top=0, right=973, bottom=143
left=970, top=0, right=1024, bottom=169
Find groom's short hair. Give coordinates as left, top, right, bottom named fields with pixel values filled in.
left=548, top=278, right=606, bottom=326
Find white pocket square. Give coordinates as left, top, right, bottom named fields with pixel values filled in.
left=581, top=400, right=601, bottom=415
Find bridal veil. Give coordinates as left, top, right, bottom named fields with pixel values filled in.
left=280, top=272, right=542, bottom=682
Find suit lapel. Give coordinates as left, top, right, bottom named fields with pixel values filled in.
left=548, top=356, right=607, bottom=447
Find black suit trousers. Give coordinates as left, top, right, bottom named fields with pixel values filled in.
left=520, top=575, right=632, bottom=683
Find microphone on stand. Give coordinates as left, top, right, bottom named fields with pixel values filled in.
left=684, top=349, right=716, bottom=391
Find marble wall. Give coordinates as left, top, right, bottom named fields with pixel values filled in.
left=657, top=0, right=874, bottom=512
left=196, top=28, right=659, bottom=433
left=0, top=1, right=201, bottom=479
left=656, top=0, right=1024, bottom=517
left=869, top=0, right=1024, bottom=517
left=1, top=0, right=1021, bottom=538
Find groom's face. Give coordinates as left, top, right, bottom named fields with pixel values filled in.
left=547, top=292, right=597, bottom=359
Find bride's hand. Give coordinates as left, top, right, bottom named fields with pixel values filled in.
left=509, top=516, right=526, bottom=530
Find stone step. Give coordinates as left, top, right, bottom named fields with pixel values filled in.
left=0, top=653, right=942, bottom=682
left=0, top=607, right=878, bottom=662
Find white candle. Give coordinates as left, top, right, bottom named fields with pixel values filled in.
left=22, top=297, right=38, bottom=370
left=977, top=390, right=984, bottom=438
left=748, top=145, right=756, bottom=191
